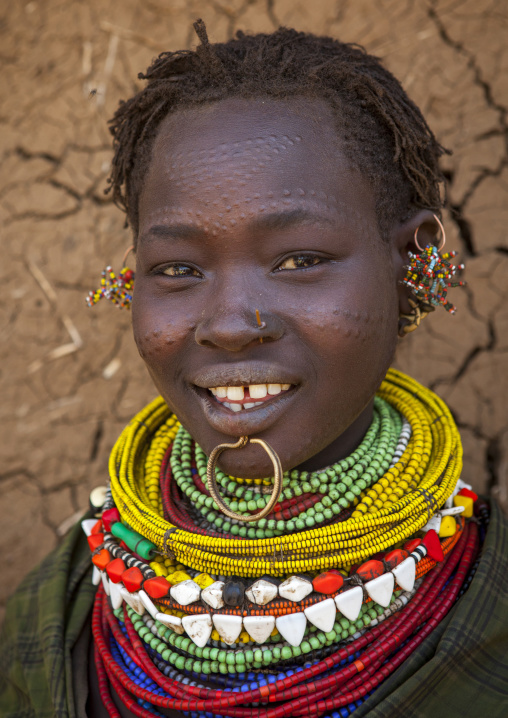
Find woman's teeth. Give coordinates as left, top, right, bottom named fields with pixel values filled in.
left=209, top=383, right=291, bottom=411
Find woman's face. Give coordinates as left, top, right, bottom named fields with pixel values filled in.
left=133, top=97, right=403, bottom=478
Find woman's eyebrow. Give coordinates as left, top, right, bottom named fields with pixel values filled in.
left=140, top=208, right=335, bottom=243
left=140, top=223, right=206, bottom=242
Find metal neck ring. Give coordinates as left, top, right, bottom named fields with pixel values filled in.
left=206, top=436, right=283, bottom=522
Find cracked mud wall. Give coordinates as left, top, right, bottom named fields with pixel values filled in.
left=1, top=0, right=506, bottom=621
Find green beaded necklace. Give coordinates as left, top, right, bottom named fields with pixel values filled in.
left=170, top=396, right=403, bottom=539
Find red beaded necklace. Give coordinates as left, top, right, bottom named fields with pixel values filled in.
left=92, top=517, right=480, bottom=717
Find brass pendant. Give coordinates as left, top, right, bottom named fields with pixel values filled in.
left=206, top=436, right=283, bottom=522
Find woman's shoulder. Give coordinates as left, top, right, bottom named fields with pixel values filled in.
left=356, top=498, right=508, bottom=718
left=0, top=512, right=97, bottom=718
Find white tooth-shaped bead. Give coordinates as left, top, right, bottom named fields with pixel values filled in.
left=201, top=581, right=225, bottom=609
left=81, top=518, right=98, bottom=537
left=212, top=614, right=243, bottom=645
left=216, top=387, right=227, bottom=398
left=365, top=573, right=395, bottom=608
left=139, top=589, right=159, bottom=619
left=101, top=572, right=110, bottom=596
left=391, top=557, right=416, bottom=592
left=278, top=576, right=313, bottom=602
left=182, top=613, right=213, bottom=648
left=246, top=579, right=278, bottom=605
left=109, top=580, right=123, bottom=609
left=227, top=386, right=244, bottom=401
left=249, top=384, right=267, bottom=399
left=243, top=615, right=276, bottom=644
left=155, top=612, right=184, bottom=634
left=304, top=598, right=337, bottom=633
left=92, top=566, right=102, bottom=586
left=334, top=586, right=363, bottom=621
left=120, top=587, right=145, bottom=616
left=170, top=579, right=201, bottom=606
left=267, top=383, right=282, bottom=395
left=276, top=612, right=307, bottom=647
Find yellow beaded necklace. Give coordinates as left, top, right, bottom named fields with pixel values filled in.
left=109, top=368, right=461, bottom=577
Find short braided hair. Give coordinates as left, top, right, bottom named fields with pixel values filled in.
left=107, top=20, right=448, bottom=239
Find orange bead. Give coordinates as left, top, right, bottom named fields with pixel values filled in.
left=313, top=571, right=344, bottom=594
left=143, top=576, right=171, bottom=599
left=106, top=557, right=126, bottom=583
left=122, top=566, right=144, bottom=593
left=384, top=549, right=408, bottom=570
left=87, top=533, right=105, bottom=552
left=356, top=559, right=384, bottom=582
left=92, top=548, right=111, bottom=570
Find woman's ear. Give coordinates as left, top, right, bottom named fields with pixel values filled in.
left=391, top=210, right=443, bottom=315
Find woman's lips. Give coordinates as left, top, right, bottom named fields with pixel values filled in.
left=192, top=383, right=299, bottom=436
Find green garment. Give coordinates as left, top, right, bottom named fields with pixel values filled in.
left=0, top=512, right=96, bottom=718
left=1, top=502, right=507, bottom=718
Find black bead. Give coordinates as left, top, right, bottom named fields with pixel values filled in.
left=223, top=579, right=245, bottom=606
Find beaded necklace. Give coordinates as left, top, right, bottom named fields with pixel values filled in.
left=87, top=369, right=481, bottom=717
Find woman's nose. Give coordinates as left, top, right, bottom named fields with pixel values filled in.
left=194, top=303, right=284, bottom=351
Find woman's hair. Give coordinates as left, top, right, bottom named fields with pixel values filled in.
left=108, top=20, right=448, bottom=240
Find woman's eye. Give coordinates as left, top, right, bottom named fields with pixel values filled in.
left=277, top=255, right=321, bottom=271
left=162, top=264, right=200, bottom=277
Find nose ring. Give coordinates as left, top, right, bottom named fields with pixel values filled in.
left=206, top=436, right=283, bottom=522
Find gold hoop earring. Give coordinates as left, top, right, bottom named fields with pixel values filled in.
left=413, top=213, right=446, bottom=252
left=206, top=436, right=283, bottom=522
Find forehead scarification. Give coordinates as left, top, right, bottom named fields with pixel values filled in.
left=167, top=133, right=303, bottom=177
left=139, top=98, right=379, bottom=242
left=163, top=134, right=307, bottom=197
left=139, top=194, right=372, bottom=241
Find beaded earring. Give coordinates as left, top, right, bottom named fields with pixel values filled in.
left=86, top=246, right=135, bottom=309
left=399, top=215, right=465, bottom=336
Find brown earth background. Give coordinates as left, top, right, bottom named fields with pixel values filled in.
left=1, top=0, right=507, bottom=623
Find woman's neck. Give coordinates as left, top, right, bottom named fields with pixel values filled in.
left=296, top=399, right=375, bottom=471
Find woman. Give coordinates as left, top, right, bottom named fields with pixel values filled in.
left=1, top=21, right=507, bottom=718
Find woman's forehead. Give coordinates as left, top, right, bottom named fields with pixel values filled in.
left=139, top=96, right=377, bottom=233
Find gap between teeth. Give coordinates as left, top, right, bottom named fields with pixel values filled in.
left=210, top=383, right=291, bottom=402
